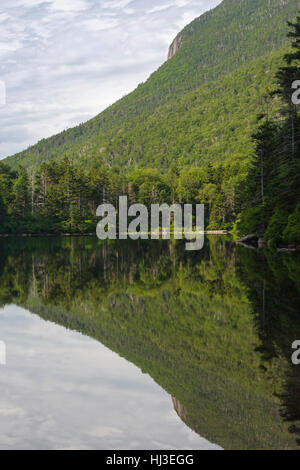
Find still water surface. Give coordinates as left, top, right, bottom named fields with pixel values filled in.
left=0, top=236, right=299, bottom=450
left=0, top=304, right=218, bottom=450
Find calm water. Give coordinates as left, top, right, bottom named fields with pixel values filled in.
left=0, top=236, right=299, bottom=450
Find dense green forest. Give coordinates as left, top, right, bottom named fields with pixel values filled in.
left=236, top=13, right=300, bottom=243
left=0, top=0, right=299, bottom=243
left=0, top=236, right=299, bottom=449
left=0, top=157, right=248, bottom=234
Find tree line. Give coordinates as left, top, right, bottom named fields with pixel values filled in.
left=0, top=157, right=238, bottom=234
left=0, top=14, right=299, bottom=243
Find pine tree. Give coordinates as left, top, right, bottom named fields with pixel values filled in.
left=276, top=15, right=300, bottom=155
left=0, top=194, right=6, bottom=231
left=238, top=15, right=300, bottom=243
left=11, top=166, right=30, bottom=220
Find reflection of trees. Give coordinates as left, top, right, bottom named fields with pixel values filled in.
left=0, top=236, right=299, bottom=449
left=237, top=247, right=300, bottom=448
left=281, top=368, right=300, bottom=446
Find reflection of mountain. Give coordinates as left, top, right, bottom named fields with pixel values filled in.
left=0, top=236, right=299, bottom=450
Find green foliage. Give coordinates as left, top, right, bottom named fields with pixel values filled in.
left=238, top=14, right=300, bottom=244
left=0, top=236, right=299, bottom=449
left=11, top=166, right=30, bottom=220
left=283, top=204, right=300, bottom=244
left=177, top=168, right=206, bottom=203
left=5, top=0, right=300, bottom=172
left=235, top=206, right=267, bottom=237
left=1, top=0, right=299, bottom=240
left=264, top=208, right=289, bottom=244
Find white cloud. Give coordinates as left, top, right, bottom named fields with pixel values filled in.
left=18, top=0, right=49, bottom=6
left=84, top=17, right=119, bottom=31
left=146, top=4, right=173, bottom=15
left=49, top=0, right=90, bottom=12
left=0, top=0, right=222, bottom=160
left=0, top=41, right=22, bottom=52
left=0, top=13, right=10, bottom=23
left=15, top=0, right=89, bottom=10
left=101, top=0, right=134, bottom=10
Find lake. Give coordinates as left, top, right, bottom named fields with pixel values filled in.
left=0, top=236, right=299, bottom=450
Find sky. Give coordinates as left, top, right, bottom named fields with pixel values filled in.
left=0, top=0, right=222, bottom=160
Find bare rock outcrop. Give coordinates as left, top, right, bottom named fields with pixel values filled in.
left=168, top=35, right=183, bottom=59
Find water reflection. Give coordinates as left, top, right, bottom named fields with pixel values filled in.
left=0, top=236, right=299, bottom=450
left=0, top=305, right=216, bottom=450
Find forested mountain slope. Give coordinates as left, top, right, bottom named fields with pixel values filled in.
left=4, top=0, right=300, bottom=171
left=1, top=0, right=299, bottom=242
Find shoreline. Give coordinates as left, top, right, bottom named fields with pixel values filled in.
left=0, top=230, right=230, bottom=238
left=237, top=234, right=300, bottom=253
left=1, top=232, right=298, bottom=252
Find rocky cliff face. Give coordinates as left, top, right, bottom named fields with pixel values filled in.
left=168, top=34, right=183, bottom=59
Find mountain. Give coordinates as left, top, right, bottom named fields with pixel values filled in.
left=1, top=0, right=299, bottom=242
left=4, top=0, right=300, bottom=171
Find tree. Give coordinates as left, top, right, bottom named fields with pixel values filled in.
left=237, top=15, right=300, bottom=243
left=11, top=166, right=30, bottom=220
left=177, top=168, right=206, bottom=204
left=0, top=194, right=6, bottom=231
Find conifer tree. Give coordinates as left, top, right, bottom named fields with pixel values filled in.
left=11, top=166, right=30, bottom=220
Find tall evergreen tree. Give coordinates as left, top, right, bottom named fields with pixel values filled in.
left=238, top=16, right=300, bottom=243
left=11, top=166, right=30, bottom=220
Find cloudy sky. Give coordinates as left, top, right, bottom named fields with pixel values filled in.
left=0, top=0, right=221, bottom=160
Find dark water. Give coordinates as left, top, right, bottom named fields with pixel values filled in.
left=0, top=236, right=299, bottom=450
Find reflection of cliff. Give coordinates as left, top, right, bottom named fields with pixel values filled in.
left=0, top=237, right=300, bottom=450
left=172, top=397, right=187, bottom=423
left=172, top=396, right=193, bottom=433
left=172, top=397, right=209, bottom=443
